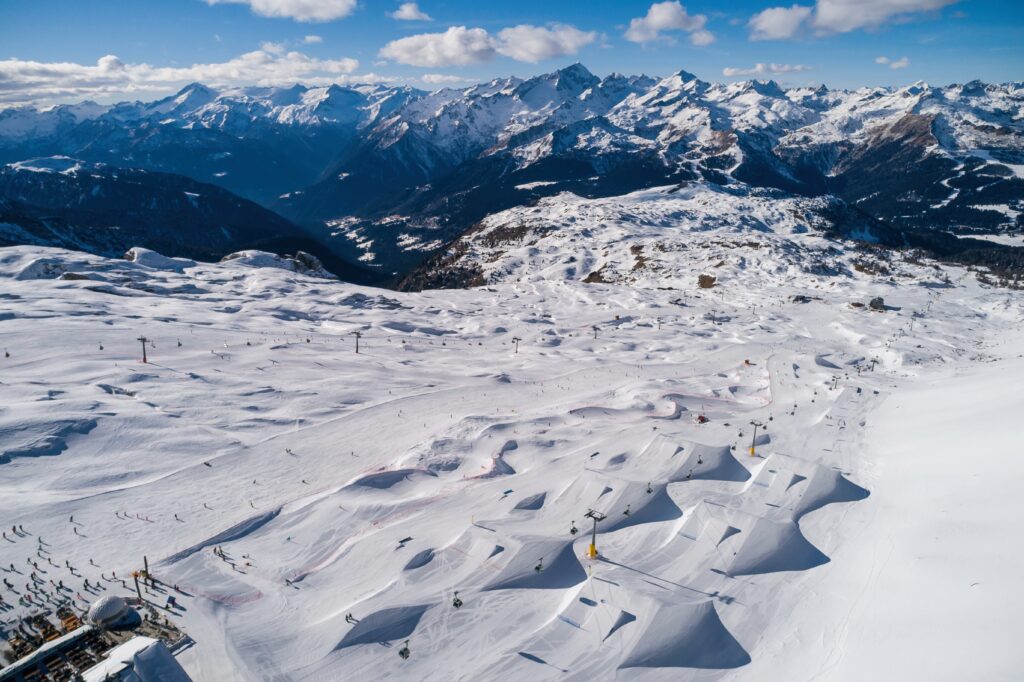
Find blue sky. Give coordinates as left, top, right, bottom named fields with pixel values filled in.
left=0, top=0, right=1021, bottom=106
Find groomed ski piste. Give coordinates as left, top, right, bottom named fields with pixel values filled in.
left=1, top=187, right=1022, bottom=681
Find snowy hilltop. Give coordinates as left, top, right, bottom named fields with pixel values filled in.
left=1, top=183, right=1022, bottom=680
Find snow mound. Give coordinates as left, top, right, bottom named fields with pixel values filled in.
left=619, top=600, right=750, bottom=669
left=483, top=538, right=587, bottom=591
left=13, top=257, right=70, bottom=280
left=219, top=250, right=337, bottom=279
left=123, top=247, right=196, bottom=271
left=334, top=604, right=433, bottom=649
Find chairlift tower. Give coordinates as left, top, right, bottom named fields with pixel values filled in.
left=512, top=336, right=522, bottom=354
left=137, top=336, right=148, bottom=363
left=584, top=509, right=607, bottom=559
left=749, top=419, right=765, bottom=457
left=351, top=331, right=362, bottom=354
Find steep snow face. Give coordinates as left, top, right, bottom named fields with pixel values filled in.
left=0, top=238, right=1019, bottom=681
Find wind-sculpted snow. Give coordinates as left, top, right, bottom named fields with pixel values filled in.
left=0, top=234, right=1020, bottom=681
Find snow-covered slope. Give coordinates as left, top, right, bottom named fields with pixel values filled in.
left=1, top=189, right=1021, bottom=680
left=402, top=184, right=861, bottom=289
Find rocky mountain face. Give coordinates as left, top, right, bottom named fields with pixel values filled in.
left=1, top=66, right=1021, bottom=278
left=0, top=83, right=423, bottom=206
left=0, top=157, right=377, bottom=282
left=275, top=66, right=1022, bottom=273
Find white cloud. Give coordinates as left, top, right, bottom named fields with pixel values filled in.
left=495, top=24, right=597, bottom=63
left=749, top=5, right=813, bottom=40
left=260, top=41, right=287, bottom=54
left=747, top=0, right=959, bottom=39
left=391, top=2, right=432, bottom=21
left=303, top=35, right=323, bottom=44
left=204, top=0, right=357, bottom=23
left=378, top=23, right=595, bottom=67
left=379, top=26, right=496, bottom=67
left=815, top=0, right=957, bottom=33
left=876, top=55, right=910, bottom=69
left=722, top=62, right=813, bottom=77
left=624, top=1, right=714, bottom=46
left=420, top=73, right=472, bottom=85
left=0, top=49, right=364, bottom=106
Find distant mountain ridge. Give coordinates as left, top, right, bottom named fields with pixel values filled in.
left=0, top=157, right=379, bottom=283
left=1, top=65, right=1021, bottom=277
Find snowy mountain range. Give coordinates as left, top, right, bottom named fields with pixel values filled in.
left=0, top=64, right=1021, bottom=278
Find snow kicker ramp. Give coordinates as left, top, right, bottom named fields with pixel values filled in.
left=619, top=600, right=750, bottom=670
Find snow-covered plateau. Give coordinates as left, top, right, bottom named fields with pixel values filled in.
left=1, top=187, right=1022, bottom=681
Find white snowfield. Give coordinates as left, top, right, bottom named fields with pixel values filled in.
left=0, top=194, right=1022, bottom=681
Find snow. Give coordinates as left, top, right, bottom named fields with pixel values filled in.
left=750, top=329, right=1024, bottom=681
left=968, top=204, right=1021, bottom=222
left=123, top=247, right=196, bottom=271
left=964, top=231, right=1024, bottom=246
left=0, top=227, right=1021, bottom=681
left=81, top=636, right=192, bottom=682
left=967, top=149, right=1024, bottom=179
left=6, top=156, right=84, bottom=175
